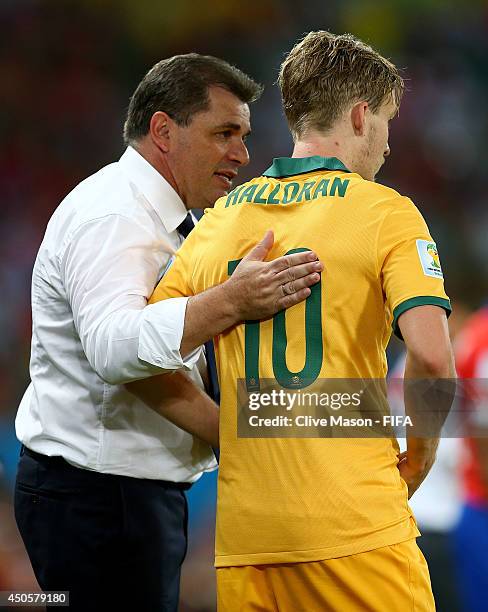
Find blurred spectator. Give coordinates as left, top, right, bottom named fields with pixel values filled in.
left=453, top=306, right=488, bottom=612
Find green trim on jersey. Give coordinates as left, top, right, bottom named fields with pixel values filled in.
left=263, top=156, right=351, bottom=179
left=392, top=296, right=452, bottom=340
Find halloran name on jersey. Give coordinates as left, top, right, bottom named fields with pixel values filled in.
left=225, top=177, right=350, bottom=207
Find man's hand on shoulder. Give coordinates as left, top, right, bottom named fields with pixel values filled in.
left=223, top=230, right=323, bottom=321
left=179, top=230, right=323, bottom=357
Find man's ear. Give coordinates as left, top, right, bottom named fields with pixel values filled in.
left=350, top=101, right=369, bottom=136
left=149, top=111, right=174, bottom=153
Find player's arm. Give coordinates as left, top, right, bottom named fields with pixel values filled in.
left=150, top=229, right=323, bottom=356
left=126, top=371, right=219, bottom=448
left=397, top=306, right=456, bottom=498
left=378, top=196, right=456, bottom=497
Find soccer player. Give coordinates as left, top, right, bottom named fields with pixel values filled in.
left=141, top=32, right=456, bottom=610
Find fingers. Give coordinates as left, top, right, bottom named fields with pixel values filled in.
left=274, top=260, right=323, bottom=285
left=397, top=451, right=408, bottom=464
left=272, top=257, right=322, bottom=311
left=271, top=250, right=319, bottom=274
left=276, top=287, right=312, bottom=310
left=229, top=244, right=323, bottom=320
left=241, top=230, right=274, bottom=263
left=279, top=272, right=321, bottom=299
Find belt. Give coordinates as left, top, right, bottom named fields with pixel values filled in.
left=20, top=445, right=192, bottom=490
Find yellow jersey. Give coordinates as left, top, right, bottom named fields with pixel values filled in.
left=150, top=156, right=451, bottom=567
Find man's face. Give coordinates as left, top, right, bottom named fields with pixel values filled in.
left=357, top=97, right=397, bottom=181
left=169, top=86, right=251, bottom=209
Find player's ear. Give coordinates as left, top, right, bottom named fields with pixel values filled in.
left=350, top=101, right=369, bottom=136
left=149, top=111, right=175, bottom=153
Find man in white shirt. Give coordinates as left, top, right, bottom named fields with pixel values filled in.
left=14, top=54, right=322, bottom=612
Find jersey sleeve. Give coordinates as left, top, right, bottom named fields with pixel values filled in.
left=377, top=197, right=451, bottom=339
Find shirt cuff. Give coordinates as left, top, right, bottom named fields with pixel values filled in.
left=138, top=297, right=203, bottom=370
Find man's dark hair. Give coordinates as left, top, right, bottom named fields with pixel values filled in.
left=123, top=53, right=263, bottom=145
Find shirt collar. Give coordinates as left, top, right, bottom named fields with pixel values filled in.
left=118, top=146, right=188, bottom=234
left=262, top=156, right=350, bottom=179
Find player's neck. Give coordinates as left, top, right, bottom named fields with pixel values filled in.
left=292, top=134, right=354, bottom=171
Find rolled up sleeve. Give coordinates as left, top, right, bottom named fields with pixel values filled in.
left=138, top=297, right=202, bottom=370
left=61, top=213, right=201, bottom=385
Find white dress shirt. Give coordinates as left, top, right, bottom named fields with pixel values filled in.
left=15, top=146, right=217, bottom=482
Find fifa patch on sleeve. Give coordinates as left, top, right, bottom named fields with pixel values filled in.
left=416, top=239, right=443, bottom=278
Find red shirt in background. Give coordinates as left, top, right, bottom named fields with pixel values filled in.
left=455, top=308, right=488, bottom=506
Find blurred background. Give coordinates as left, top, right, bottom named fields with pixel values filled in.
left=1, top=0, right=487, bottom=610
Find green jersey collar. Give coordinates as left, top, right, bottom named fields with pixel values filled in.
left=263, top=156, right=351, bottom=179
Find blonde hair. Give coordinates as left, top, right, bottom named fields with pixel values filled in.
left=278, top=31, right=404, bottom=139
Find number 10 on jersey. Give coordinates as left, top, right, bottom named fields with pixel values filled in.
left=228, top=248, right=323, bottom=392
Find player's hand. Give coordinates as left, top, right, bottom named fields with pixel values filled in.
left=224, top=230, right=323, bottom=321
left=397, top=450, right=435, bottom=498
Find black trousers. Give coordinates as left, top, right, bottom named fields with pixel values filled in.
left=14, top=446, right=190, bottom=612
